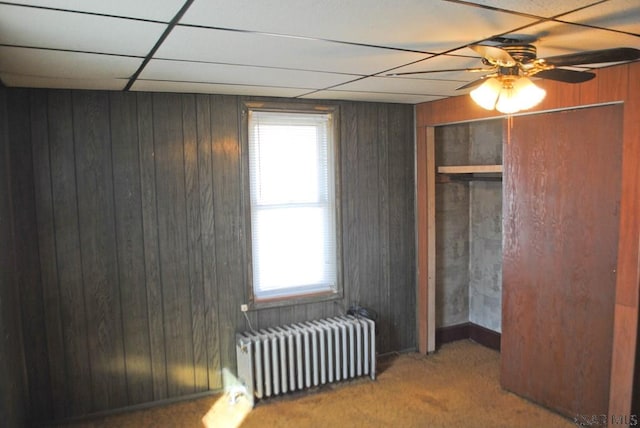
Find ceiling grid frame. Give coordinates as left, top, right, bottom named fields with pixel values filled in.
left=0, top=0, right=637, bottom=103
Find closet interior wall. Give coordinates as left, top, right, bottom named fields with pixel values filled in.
left=435, top=119, right=502, bottom=333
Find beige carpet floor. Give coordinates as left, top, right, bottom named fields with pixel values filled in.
left=54, top=340, right=574, bottom=428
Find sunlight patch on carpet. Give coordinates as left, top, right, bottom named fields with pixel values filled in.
left=201, top=393, right=252, bottom=428
left=202, top=368, right=253, bottom=428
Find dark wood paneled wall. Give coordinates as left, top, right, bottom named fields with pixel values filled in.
left=501, top=105, right=622, bottom=417
left=6, top=89, right=416, bottom=422
left=0, top=86, right=28, bottom=427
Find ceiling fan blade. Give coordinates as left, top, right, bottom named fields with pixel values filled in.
left=386, top=67, right=491, bottom=77
left=542, top=47, right=640, bottom=67
left=469, top=44, right=516, bottom=66
left=534, top=68, right=596, bottom=83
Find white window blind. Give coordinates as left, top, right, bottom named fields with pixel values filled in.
left=248, top=110, right=337, bottom=300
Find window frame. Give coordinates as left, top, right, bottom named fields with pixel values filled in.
left=241, top=101, right=343, bottom=309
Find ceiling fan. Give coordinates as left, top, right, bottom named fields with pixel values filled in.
left=388, top=38, right=640, bottom=113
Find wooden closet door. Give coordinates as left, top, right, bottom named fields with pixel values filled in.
left=501, top=105, right=623, bottom=417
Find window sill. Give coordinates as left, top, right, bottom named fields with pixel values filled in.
left=249, top=289, right=342, bottom=310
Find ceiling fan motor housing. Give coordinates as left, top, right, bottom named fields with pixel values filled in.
left=501, top=44, right=537, bottom=63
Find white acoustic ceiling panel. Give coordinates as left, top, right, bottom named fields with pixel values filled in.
left=463, top=0, right=600, bottom=18
left=3, top=0, right=185, bottom=21
left=0, top=46, right=141, bottom=80
left=156, top=26, right=429, bottom=75
left=334, top=76, right=466, bottom=97
left=0, top=4, right=166, bottom=56
left=556, top=0, right=640, bottom=35
left=140, top=59, right=359, bottom=89
left=131, top=80, right=310, bottom=98
left=0, top=74, right=128, bottom=90
left=180, top=0, right=539, bottom=53
left=300, top=89, right=444, bottom=104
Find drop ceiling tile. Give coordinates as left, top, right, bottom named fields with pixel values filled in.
left=2, top=0, right=184, bottom=21
left=384, top=54, right=488, bottom=82
left=0, top=46, right=142, bottom=79
left=300, top=89, right=443, bottom=104
left=335, top=76, right=464, bottom=97
left=180, top=0, right=538, bottom=52
left=156, top=26, right=428, bottom=75
left=463, top=0, right=599, bottom=18
left=141, top=59, right=359, bottom=89
left=0, top=73, right=127, bottom=90
left=131, top=80, right=310, bottom=98
left=558, top=0, right=640, bottom=34
left=0, top=4, right=166, bottom=55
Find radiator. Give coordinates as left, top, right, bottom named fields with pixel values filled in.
left=236, top=315, right=376, bottom=400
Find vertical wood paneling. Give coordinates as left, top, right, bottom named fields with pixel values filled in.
left=610, top=304, right=638, bottom=420
left=376, top=104, right=391, bottom=353
left=616, top=62, right=640, bottom=305
left=610, top=62, right=640, bottom=419
left=48, top=90, right=92, bottom=416
left=136, top=92, right=168, bottom=401
left=72, top=91, right=127, bottom=411
left=578, top=77, right=599, bottom=106
left=415, top=102, right=431, bottom=128
left=0, top=84, right=28, bottom=428
left=341, top=103, right=360, bottom=306
left=425, top=128, right=436, bottom=348
left=195, top=94, right=221, bottom=390
left=416, top=122, right=435, bottom=353
left=182, top=94, right=208, bottom=392
left=416, top=126, right=428, bottom=354
left=211, top=95, right=244, bottom=372
left=257, top=307, right=282, bottom=329
left=30, top=89, right=66, bottom=420
left=538, top=80, right=580, bottom=111
left=277, top=304, right=308, bottom=331
left=357, top=103, right=380, bottom=316
left=9, top=89, right=416, bottom=421
left=393, top=105, right=417, bottom=351
left=7, top=89, right=52, bottom=421
left=423, top=96, right=495, bottom=126
left=109, top=92, right=153, bottom=405
left=597, top=64, right=628, bottom=103
left=152, top=93, right=195, bottom=396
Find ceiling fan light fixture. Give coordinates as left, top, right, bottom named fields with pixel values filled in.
left=470, top=75, right=546, bottom=114
left=510, top=76, right=546, bottom=111
left=470, top=77, right=502, bottom=110
left=495, top=82, right=520, bottom=114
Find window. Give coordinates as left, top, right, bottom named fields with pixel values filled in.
left=246, top=105, right=340, bottom=304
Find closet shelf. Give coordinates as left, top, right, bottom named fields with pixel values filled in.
left=437, top=165, right=502, bottom=174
